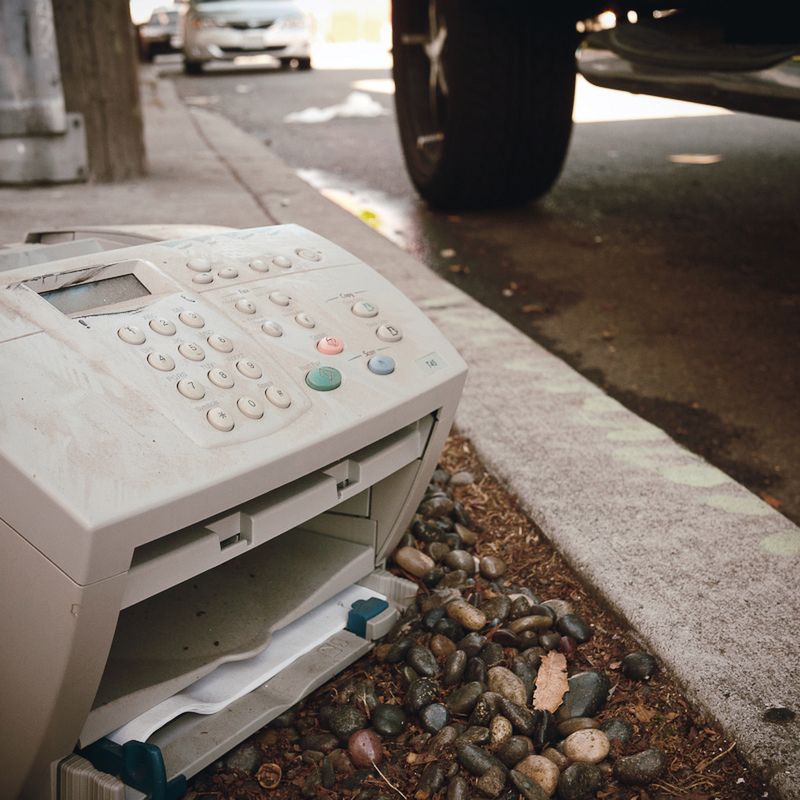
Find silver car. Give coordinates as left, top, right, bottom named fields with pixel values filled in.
left=181, top=0, right=313, bottom=73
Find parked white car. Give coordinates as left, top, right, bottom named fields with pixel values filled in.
left=180, top=0, right=313, bottom=73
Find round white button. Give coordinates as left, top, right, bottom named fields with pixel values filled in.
left=376, top=323, right=403, bottom=342
left=147, top=352, right=175, bottom=371
left=236, top=358, right=262, bottom=379
left=207, top=334, right=234, bottom=353
left=187, top=257, right=212, bottom=273
left=237, top=396, right=264, bottom=419
left=207, top=407, right=234, bottom=432
left=208, top=367, right=235, bottom=389
left=177, top=378, right=206, bottom=400
left=249, top=258, right=269, bottom=273
left=178, top=342, right=205, bottom=361
left=192, top=273, right=213, bottom=285
left=118, top=325, right=145, bottom=345
left=235, top=298, right=257, bottom=315
left=261, top=320, right=283, bottom=337
left=218, top=267, right=239, bottom=279
left=295, top=312, right=316, bottom=329
left=352, top=300, right=379, bottom=318
left=295, top=247, right=322, bottom=262
left=149, top=318, right=176, bottom=336
left=269, top=291, right=291, bottom=307
left=179, top=311, right=205, bottom=328
left=266, top=385, right=291, bottom=408
left=273, top=255, right=292, bottom=268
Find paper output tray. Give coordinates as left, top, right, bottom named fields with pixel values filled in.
left=83, top=529, right=374, bottom=745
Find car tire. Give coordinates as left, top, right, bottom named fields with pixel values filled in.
left=297, top=57, right=312, bottom=71
left=183, top=59, right=204, bottom=75
left=392, top=0, right=577, bottom=210
left=281, top=57, right=312, bottom=71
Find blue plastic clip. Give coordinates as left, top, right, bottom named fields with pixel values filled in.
left=80, top=738, right=187, bottom=800
left=346, top=596, right=390, bottom=638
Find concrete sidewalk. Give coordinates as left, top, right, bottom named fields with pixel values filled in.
left=1, top=70, right=798, bottom=797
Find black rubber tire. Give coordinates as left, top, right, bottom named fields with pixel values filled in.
left=392, top=0, right=578, bottom=210
left=297, top=57, right=312, bottom=71
left=281, top=57, right=312, bottom=71
left=183, top=59, right=204, bottom=75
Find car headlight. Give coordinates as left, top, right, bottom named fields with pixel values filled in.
left=191, top=15, right=224, bottom=29
left=276, top=14, right=307, bottom=30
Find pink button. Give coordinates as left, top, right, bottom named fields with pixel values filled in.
left=317, top=336, right=344, bottom=355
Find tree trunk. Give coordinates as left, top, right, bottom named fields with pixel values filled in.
left=51, top=0, right=146, bottom=182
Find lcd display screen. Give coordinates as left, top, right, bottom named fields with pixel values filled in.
left=40, top=274, right=150, bottom=315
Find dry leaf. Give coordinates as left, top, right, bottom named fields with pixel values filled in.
left=521, top=303, right=546, bottom=314
left=760, top=492, right=783, bottom=509
left=533, top=651, right=568, bottom=712
left=632, top=703, right=657, bottom=723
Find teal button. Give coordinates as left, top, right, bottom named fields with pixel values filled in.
left=306, top=365, right=342, bottom=391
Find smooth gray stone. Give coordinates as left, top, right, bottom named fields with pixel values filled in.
left=600, top=717, right=633, bottom=745
left=469, top=692, right=502, bottom=726
left=435, top=617, right=465, bottom=641
left=481, top=595, right=511, bottom=624
left=556, top=613, right=593, bottom=644
left=510, top=596, right=533, bottom=619
left=476, top=765, right=508, bottom=798
left=444, top=549, right=477, bottom=573
left=458, top=632, right=487, bottom=657
left=420, top=702, right=451, bottom=733
left=498, top=697, right=536, bottom=735
left=455, top=725, right=491, bottom=746
left=428, top=725, right=459, bottom=755
left=496, top=736, right=534, bottom=768
left=555, top=671, right=611, bottom=722
left=443, top=650, right=468, bottom=686
left=299, top=732, right=339, bottom=754
left=456, top=742, right=503, bottom=777
left=446, top=681, right=484, bottom=715
left=446, top=775, right=470, bottom=800
left=417, top=761, right=448, bottom=797
left=224, top=742, right=260, bottom=774
left=511, top=659, right=535, bottom=704
left=408, top=644, right=440, bottom=677
left=327, top=705, right=368, bottom=743
left=510, top=769, right=549, bottom=800
left=541, top=598, right=573, bottom=620
left=614, top=749, right=668, bottom=785
left=420, top=493, right=455, bottom=519
left=407, top=678, right=440, bottom=712
left=480, top=642, right=506, bottom=669
left=465, top=656, right=487, bottom=684
left=557, top=763, right=603, bottom=800
left=622, top=651, right=657, bottom=681
left=492, top=629, right=522, bottom=649
left=386, top=637, right=414, bottom=663
left=372, top=704, right=407, bottom=738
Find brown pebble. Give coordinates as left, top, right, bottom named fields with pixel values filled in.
left=489, top=715, right=513, bottom=750
left=515, top=755, right=560, bottom=796
left=447, top=599, right=487, bottom=631
left=476, top=765, right=507, bottom=797
left=374, top=643, right=393, bottom=662
left=508, top=615, right=553, bottom=635
left=557, top=717, right=599, bottom=738
left=348, top=729, right=383, bottom=768
left=562, top=729, right=610, bottom=764
left=431, top=634, right=457, bottom=659
left=542, top=747, right=569, bottom=771
left=455, top=523, right=478, bottom=547
left=479, top=555, right=507, bottom=580
left=394, top=546, right=435, bottom=577
left=487, top=666, right=527, bottom=706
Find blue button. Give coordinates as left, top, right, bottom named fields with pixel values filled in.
left=368, top=355, right=395, bottom=375
left=305, top=366, right=342, bottom=391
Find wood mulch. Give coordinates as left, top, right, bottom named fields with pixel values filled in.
left=187, top=433, right=768, bottom=800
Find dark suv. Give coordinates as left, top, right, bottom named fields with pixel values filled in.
left=391, top=1, right=800, bottom=210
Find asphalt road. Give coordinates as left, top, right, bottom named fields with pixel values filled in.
left=167, top=56, right=800, bottom=524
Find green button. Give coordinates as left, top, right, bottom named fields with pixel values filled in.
left=306, top=365, right=342, bottom=391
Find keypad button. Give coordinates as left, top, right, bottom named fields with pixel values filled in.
left=295, top=312, right=316, bottom=329
left=237, top=396, right=264, bottom=419
left=178, top=342, right=205, bottom=361
left=187, top=257, right=212, bottom=273
left=352, top=300, right=378, bottom=318
left=118, top=325, right=145, bottom=345
left=249, top=258, right=269, bottom=273
left=269, top=291, right=291, bottom=306
left=261, top=320, right=283, bottom=337
left=368, top=354, right=396, bottom=375
left=177, top=378, right=206, bottom=400
left=272, top=255, right=292, bottom=268
left=207, top=407, right=234, bottom=432
left=149, top=318, right=176, bottom=336
left=208, top=367, right=235, bottom=389
left=207, top=334, right=234, bottom=353
left=236, top=358, right=262, bottom=379
left=266, top=385, right=292, bottom=408
left=179, top=311, right=205, bottom=328
left=192, top=273, right=213, bottom=285
left=317, top=336, right=344, bottom=355
left=235, top=298, right=257, bottom=315
left=305, top=366, right=342, bottom=392
left=147, top=352, right=175, bottom=372
left=295, top=247, right=322, bottom=262
left=376, top=323, right=403, bottom=342
left=218, top=267, right=239, bottom=279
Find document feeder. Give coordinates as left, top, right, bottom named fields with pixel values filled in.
left=0, top=225, right=467, bottom=799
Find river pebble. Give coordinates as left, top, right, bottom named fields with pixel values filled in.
left=347, top=729, right=383, bottom=768
left=371, top=704, right=407, bottom=737
left=447, top=599, right=487, bottom=631
left=393, top=546, right=435, bottom=577
left=622, top=651, right=657, bottom=681
left=614, top=748, right=668, bottom=785
left=557, top=763, right=603, bottom=800
left=488, top=666, right=527, bottom=705
left=562, top=729, right=610, bottom=764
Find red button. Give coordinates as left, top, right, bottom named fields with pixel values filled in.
left=317, top=336, right=344, bottom=355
